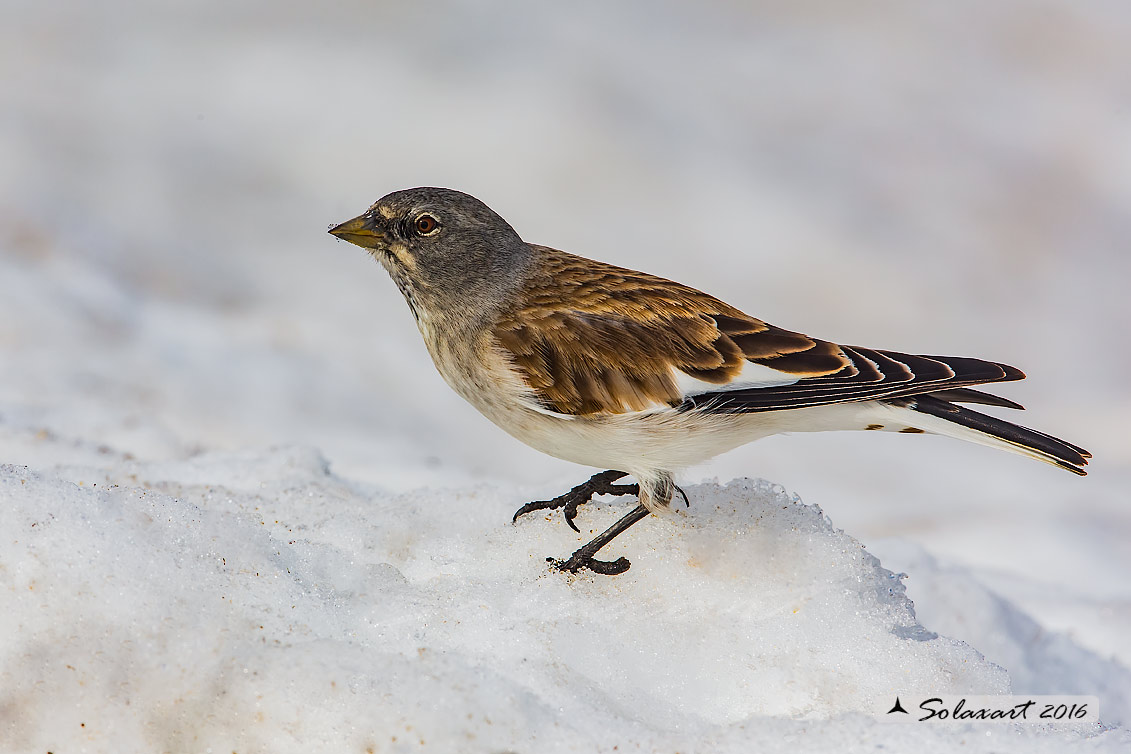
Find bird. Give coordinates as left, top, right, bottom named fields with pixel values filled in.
left=329, top=187, right=1090, bottom=575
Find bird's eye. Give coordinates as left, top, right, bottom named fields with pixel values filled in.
left=413, top=213, right=440, bottom=236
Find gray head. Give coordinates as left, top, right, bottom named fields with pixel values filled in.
left=330, top=187, right=531, bottom=327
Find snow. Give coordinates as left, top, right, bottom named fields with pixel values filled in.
left=2, top=0, right=1130, bottom=750
left=2, top=454, right=1124, bottom=752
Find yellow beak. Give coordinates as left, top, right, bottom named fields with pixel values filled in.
left=329, top=214, right=385, bottom=249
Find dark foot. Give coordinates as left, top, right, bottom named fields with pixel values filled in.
left=549, top=553, right=632, bottom=576
left=548, top=504, right=651, bottom=576
left=513, top=469, right=639, bottom=533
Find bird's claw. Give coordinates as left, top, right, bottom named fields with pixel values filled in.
left=674, top=484, right=690, bottom=508
left=562, top=499, right=583, bottom=533
left=512, top=470, right=638, bottom=532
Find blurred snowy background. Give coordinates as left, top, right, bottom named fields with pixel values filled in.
left=2, top=0, right=1130, bottom=751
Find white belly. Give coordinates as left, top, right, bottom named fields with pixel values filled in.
left=424, top=330, right=890, bottom=477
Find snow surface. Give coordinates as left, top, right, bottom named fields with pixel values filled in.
left=2, top=452, right=1125, bottom=752
left=2, top=0, right=1130, bottom=751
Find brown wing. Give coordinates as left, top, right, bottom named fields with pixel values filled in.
left=494, top=246, right=850, bottom=415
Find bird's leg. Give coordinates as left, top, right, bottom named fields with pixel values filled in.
left=550, top=504, right=652, bottom=576
left=512, top=469, right=639, bottom=533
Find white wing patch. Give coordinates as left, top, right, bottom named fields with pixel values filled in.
left=673, top=360, right=799, bottom=399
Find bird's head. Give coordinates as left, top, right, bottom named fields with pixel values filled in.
left=330, top=187, right=530, bottom=327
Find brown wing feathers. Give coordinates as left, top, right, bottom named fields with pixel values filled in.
left=709, top=314, right=850, bottom=376
left=495, top=247, right=1022, bottom=417
left=496, top=311, right=730, bottom=414
left=495, top=248, right=855, bottom=415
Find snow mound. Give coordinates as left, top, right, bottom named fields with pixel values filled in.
left=872, top=539, right=1131, bottom=727
left=0, top=450, right=1123, bottom=752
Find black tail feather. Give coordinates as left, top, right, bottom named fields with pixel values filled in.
left=926, top=388, right=1025, bottom=410
left=892, top=394, right=1091, bottom=475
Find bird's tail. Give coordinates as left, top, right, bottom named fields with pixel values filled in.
left=884, top=394, right=1091, bottom=476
